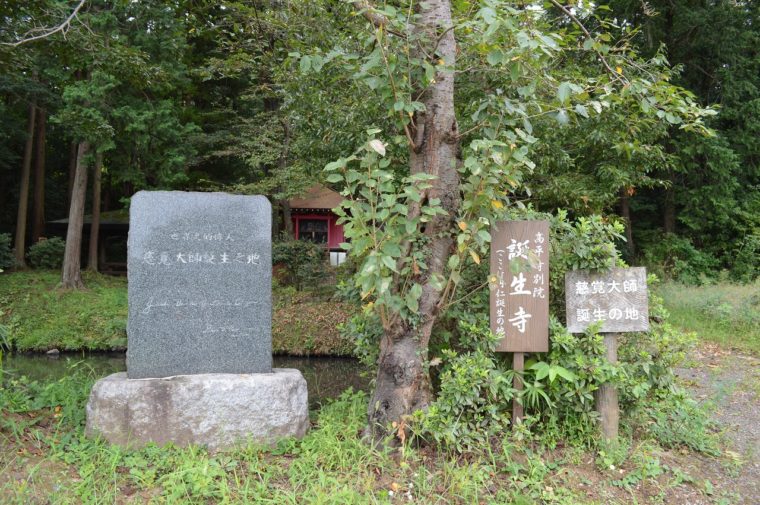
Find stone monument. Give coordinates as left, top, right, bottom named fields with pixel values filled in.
left=86, top=191, right=309, bottom=451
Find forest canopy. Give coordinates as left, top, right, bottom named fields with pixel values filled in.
left=1, top=0, right=756, bottom=283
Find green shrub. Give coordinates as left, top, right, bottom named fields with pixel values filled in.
left=730, top=232, right=760, bottom=283
left=339, top=310, right=383, bottom=367
left=27, top=237, right=66, bottom=269
left=0, top=233, right=14, bottom=271
left=642, top=233, right=719, bottom=285
left=415, top=322, right=515, bottom=452
left=418, top=211, right=696, bottom=452
left=272, top=238, right=328, bottom=290
left=641, top=394, right=720, bottom=455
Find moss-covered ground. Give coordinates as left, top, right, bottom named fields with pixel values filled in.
left=0, top=271, right=355, bottom=355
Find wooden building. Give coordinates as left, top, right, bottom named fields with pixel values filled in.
left=288, top=184, right=347, bottom=266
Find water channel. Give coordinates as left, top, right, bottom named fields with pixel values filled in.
left=1, top=353, right=371, bottom=409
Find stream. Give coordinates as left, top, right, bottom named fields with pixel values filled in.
left=0, top=352, right=371, bottom=409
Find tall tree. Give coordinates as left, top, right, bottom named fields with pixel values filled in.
left=31, top=107, right=47, bottom=243
left=61, top=141, right=88, bottom=288
left=14, top=100, right=36, bottom=266
left=317, top=0, right=712, bottom=440
left=87, top=150, right=102, bottom=272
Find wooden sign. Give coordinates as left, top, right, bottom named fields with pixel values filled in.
left=490, top=221, right=550, bottom=353
left=565, top=267, right=649, bottom=334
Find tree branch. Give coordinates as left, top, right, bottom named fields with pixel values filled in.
left=546, top=0, right=627, bottom=84
left=3, top=0, right=87, bottom=47
left=352, top=1, right=404, bottom=37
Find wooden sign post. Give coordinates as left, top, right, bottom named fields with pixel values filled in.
left=565, top=267, right=649, bottom=440
left=490, top=221, right=550, bottom=425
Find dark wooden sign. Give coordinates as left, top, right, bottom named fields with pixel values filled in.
left=490, top=220, right=550, bottom=353
left=565, top=267, right=649, bottom=334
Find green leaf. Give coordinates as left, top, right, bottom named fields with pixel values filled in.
left=557, top=82, right=572, bottom=104
left=447, top=254, right=460, bottom=270
left=574, top=104, right=589, bottom=118
left=299, top=55, right=311, bottom=73
left=381, top=255, right=397, bottom=272
left=486, top=49, right=503, bottom=66
left=325, top=158, right=347, bottom=171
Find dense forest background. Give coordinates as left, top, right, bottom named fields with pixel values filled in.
left=1, top=0, right=758, bottom=283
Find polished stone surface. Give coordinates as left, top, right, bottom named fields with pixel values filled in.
left=127, top=191, right=272, bottom=378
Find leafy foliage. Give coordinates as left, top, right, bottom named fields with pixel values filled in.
left=416, top=214, right=696, bottom=451
left=642, top=233, right=719, bottom=285
left=730, top=233, right=760, bottom=283
left=26, top=236, right=65, bottom=269
left=415, top=323, right=515, bottom=452
left=272, top=238, right=328, bottom=291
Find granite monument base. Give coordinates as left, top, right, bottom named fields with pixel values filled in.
left=85, top=369, right=309, bottom=451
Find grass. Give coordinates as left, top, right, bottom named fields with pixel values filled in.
left=0, top=271, right=355, bottom=355
left=658, top=280, right=760, bottom=355
left=0, top=271, right=128, bottom=352
left=0, top=365, right=740, bottom=505
left=0, top=367, right=561, bottom=504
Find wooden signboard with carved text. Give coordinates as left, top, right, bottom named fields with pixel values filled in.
left=490, top=221, right=550, bottom=353
left=564, top=266, right=649, bottom=441
left=565, top=267, right=649, bottom=334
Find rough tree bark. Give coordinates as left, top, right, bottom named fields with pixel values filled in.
left=278, top=120, right=294, bottom=239
left=14, top=101, right=37, bottom=267
left=67, top=141, right=77, bottom=210
left=32, top=108, right=47, bottom=244
left=366, top=0, right=461, bottom=439
left=88, top=151, right=103, bottom=272
left=62, top=141, right=90, bottom=289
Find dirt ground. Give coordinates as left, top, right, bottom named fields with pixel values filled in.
left=674, top=343, right=760, bottom=505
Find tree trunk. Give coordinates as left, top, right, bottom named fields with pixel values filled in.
left=663, top=173, right=676, bottom=234
left=620, top=188, right=634, bottom=258
left=31, top=108, right=47, bottom=244
left=62, top=141, right=90, bottom=289
left=88, top=151, right=103, bottom=272
left=277, top=120, right=294, bottom=239
left=367, top=0, right=460, bottom=440
left=67, top=141, right=77, bottom=211
left=280, top=199, right=293, bottom=238
left=14, top=101, right=37, bottom=267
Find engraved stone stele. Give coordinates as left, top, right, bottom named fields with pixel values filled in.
left=127, top=191, right=272, bottom=378
left=86, top=191, right=309, bottom=450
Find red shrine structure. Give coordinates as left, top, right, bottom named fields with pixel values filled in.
left=288, top=184, right=347, bottom=266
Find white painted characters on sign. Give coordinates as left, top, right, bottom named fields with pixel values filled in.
left=509, top=307, right=532, bottom=333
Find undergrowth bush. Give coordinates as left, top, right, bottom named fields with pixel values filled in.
left=0, top=364, right=96, bottom=428
left=272, top=238, right=328, bottom=290
left=339, top=309, right=382, bottom=367
left=642, top=233, right=719, bottom=285
left=407, top=210, right=699, bottom=453
left=415, top=324, right=515, bottom=451
left=730, top=232, right=760, bottom=283
left=27, top=237, right=66, bottom=269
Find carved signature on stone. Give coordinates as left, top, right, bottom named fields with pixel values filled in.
left=140, top=296, right=260, bottom=314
